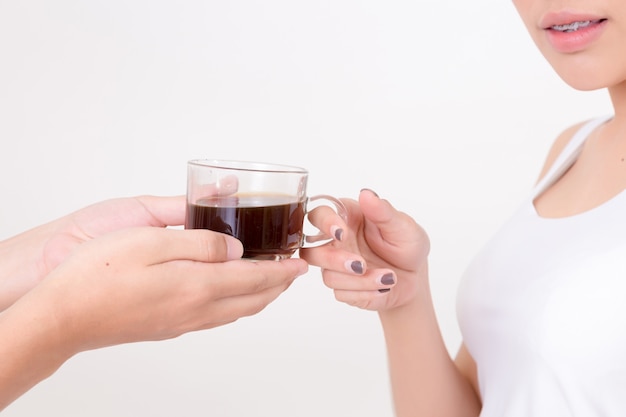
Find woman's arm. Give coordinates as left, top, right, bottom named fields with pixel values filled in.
left=380, top=293, right=481, bottom=416
left=0, top=226, right=308, bottom=411
left=301, top=189, right=480, bottom=416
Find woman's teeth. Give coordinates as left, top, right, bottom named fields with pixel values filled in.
left=551, top=20, right=593, bottom=32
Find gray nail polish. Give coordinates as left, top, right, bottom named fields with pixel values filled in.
left=334, top=228, right=344, bottom=241
left=381, top=273, right=395, bottom=285
left=351, top=261, right=364, bottom=274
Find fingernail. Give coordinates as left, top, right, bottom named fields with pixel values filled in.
left=296, top=262, right=309, bottom=277
left=379, top=273, right=395, bottom=286
left=225, top=237, right=244, bottom=260
left=346, top=260, right=364, bottom=274
left=361, top=188, right=379, bottom=198
left=331, top=225, right=344, bottom=241
left=378, top=288, right=391, bottom=293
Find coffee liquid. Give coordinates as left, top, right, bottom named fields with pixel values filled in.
left=186, top=194, right=305, bottom=260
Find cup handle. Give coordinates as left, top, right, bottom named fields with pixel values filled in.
left=302, top=194, right=348, bottom=246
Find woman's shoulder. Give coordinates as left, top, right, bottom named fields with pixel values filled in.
left=535, top=119, right=594, bottom=183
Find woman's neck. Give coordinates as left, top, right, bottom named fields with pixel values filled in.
left=608, top=81, right=626, bottom=124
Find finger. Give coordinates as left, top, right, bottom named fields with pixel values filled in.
left=116, top=227, right=244, bottom=265
left=321, top=267, right=396, bottom=292
left=359, top=189, right=430, bottom=256
left=195, top=279, right=297, bottom=329
left=359, top=189, right=407, bottom=236
left=134, top=195, right=187, bottom=226
left=194, top=175, right=239, bottom=199
left=333, top=288, right=392, bottom=311
left=299, top=244, right=366, bottom=275
left=306, top=204, right=349, bottom=243
left=72, top=196, right=187, bottom=235
left=193, top=258, right=308, bottom=300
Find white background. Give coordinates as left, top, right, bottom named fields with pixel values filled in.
left=0, top=1, right=612, bottom=416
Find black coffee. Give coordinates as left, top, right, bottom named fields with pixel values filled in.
left=185, top=194, right=305, bottom=260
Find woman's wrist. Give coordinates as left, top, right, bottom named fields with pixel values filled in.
left=0, top=290, right=76, bottom=410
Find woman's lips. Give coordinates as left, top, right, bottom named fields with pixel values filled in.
left=541, top=12, right=608, bottom=53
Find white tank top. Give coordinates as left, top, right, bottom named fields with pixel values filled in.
left=456, top=116, right=626, bottom=416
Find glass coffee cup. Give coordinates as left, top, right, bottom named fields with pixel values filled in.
left=185, top=159, right=346, bottom=260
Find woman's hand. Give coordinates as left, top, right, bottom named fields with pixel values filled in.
left=41, top=195, right=189, bottom=274
left=300, top=189, right=430, bottom=311
left=0, top=225, right=307, bottom=410
left=0, top=195, right=188, bottom=310
left=38, top=226, right=308, bottom=350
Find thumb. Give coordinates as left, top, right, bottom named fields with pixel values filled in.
left=98, top=228, right=244, bottom=265
left=358, top=189, right=430, bottom=260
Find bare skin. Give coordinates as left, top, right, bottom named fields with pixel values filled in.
left=0, top=195, right=314, bottom=411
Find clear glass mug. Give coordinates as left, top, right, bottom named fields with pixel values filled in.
left=185, top=159, right=347, bottom=260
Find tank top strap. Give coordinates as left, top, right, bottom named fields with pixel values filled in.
left=531, top=116, right=613, bottom=198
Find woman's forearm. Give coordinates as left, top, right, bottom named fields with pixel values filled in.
left=0, top=291, right=74, bottom=411
left=379, top=286, right=481, bottom=417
